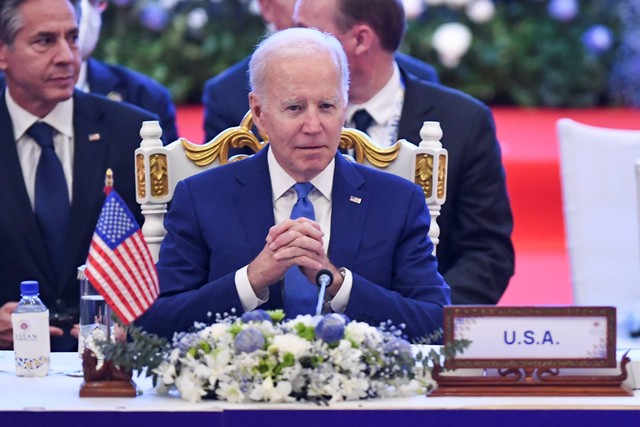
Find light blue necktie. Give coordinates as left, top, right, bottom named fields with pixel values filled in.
left=283, top=182, right=317, bottom=317
left=28, top=122, right=70, bottom=279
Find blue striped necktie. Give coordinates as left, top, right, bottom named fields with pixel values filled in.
left=28, top=122, right=70, bottom=278
left=283, top=182, right=317, bottom=317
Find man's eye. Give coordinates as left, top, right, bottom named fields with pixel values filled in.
left=35, top=36, right=53, bottom=46
left=320, top=103, right=335, bottom=110
left=287, top=105, right=301, bottom=111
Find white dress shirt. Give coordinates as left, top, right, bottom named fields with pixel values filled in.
left=7, top=89, right=75, bottom=208
left=346, top=61, right=405, bottom=147
left=235, top=146, right=353, bottom=313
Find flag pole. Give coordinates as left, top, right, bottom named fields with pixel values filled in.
left=104, top=168, right=113, bottom=196
left=103, top=169, right=113, bottom=343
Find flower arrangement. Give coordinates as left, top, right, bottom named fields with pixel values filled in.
left=152, top=310, right=463, bottom=403
left=98, top=309, right=468, bottom=404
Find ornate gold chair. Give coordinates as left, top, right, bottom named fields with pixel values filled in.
left=136, top=112, right=448, bottom=262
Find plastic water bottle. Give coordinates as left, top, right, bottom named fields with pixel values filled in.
left=12, top=280, right=51, bottom=377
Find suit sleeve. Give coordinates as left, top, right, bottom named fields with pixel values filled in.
left=344, top=186, right=450, bottom=342
left=136, top=181, right=243, bottom=338
left=442, top=106, right=515, bottom=304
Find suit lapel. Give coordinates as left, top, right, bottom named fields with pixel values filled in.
left=232, top=149, right=275, bottom=260
left=61, top=91, right=110, bottom=287
left=0, top=94, right=55, bottom=284
left=328, top=155, right=369, bottom=268
left=397, top=69, right=436, bottom=142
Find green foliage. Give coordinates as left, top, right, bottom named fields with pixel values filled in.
left=96, top=317, right=169, bottom=379
left=96, top=1, right=624, bottom=107
left=403, top=1, right=622, bottom=107
left=96, top=0, right=264, bottom=104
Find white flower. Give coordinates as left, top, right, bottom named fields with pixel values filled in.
left=174, top=372, right=206, bottom=403
left=155, top=360, right=177, bottom=385
left=403, top=0, right=425, bottom=18
left=338, top=376, right=370, bottom=401
left=249, top=377, right=293, bottom=403
left=186, top=7, right=208, bottom=31
left=345, top=321, right=383, bottom=346
left=200, top=323, right=231, bottom=341
left=431, top=22, right=473, bottom=68
left=466, top=0, right=495, bottom=24
left=216, top=380, right=246, bottom=403
left=271, top=334, right=312, bottom=358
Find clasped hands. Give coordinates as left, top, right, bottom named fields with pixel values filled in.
left=247, top=217, right=343, bottom=297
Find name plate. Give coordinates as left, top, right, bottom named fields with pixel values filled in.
left=444, top=306, right=616, bottom=369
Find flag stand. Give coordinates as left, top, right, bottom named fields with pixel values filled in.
left=78, top=169, right=158, bottom=398
left=79, top=349, right=137, bottom=398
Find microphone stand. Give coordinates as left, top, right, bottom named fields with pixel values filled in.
left=315, top=269, right=333, bottom=315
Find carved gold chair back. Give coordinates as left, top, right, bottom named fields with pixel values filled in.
left=136, top=111, right=447, bottom=261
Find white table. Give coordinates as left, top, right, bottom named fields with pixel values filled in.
left=2, top=351, right=640, bottom=426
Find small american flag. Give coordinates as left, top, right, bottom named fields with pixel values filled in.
left=85, top=189, right=158, bottom=324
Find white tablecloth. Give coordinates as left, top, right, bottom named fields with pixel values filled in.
left=2, top=351, right=640, bottom=412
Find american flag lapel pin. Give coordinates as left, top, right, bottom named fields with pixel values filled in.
left=88, top=133, right=101, bottom=142
left=349, top=195, right=362, bottom=204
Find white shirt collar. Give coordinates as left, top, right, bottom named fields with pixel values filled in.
left=267, top=145, right=334, bottom=202
left=346, top=61, right=402, bottom=126
left=76, top=60, right=90, bottom=93
left=5, top=88, right=74, bottom=139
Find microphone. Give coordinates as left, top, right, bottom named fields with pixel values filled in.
left=315, top=269, right=334, bottom=315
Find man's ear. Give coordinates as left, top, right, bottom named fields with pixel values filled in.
left=248, top=92, right=265, bottom=131
left=0, top=43, right=8, bottom=71
left=351, top=24, right=375, bottom=56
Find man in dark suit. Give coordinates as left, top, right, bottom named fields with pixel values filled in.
left=0, top=0, right=178, bottom=142
left=0, top=0, right=157, bottom=351
left=294, top=0, right=514, bottom=304
left=201, top=0, right=438, bottom=142
left=137, top=27, right=450, bottom=341
left=75, top=0, right=178, bottom=142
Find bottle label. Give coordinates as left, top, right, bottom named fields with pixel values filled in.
left=12, top=310, right=51, bottom=376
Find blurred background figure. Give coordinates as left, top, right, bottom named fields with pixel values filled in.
left=75, top=0, right=178, bottom=142
left=294, top=0, right=514, bottom=305
left=201, top=0, right=439, bottom=142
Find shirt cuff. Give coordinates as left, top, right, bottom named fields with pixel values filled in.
left=329, top=268, right=352, bottom=313
left=235, top=265, right=268, bottom=311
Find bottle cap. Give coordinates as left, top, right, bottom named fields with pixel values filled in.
left=20, top=280, right=39, bottom=296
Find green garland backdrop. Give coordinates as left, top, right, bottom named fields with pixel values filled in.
left=95, top=0, right=636, bottom=107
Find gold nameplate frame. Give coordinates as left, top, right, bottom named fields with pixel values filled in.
left=430, top=306, right=632, bottom=397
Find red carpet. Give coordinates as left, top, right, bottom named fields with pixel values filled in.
left=175, top=106, right=640, bottom=306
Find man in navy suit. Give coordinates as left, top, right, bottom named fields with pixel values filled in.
left=75, top=0, right=178, bottom=142
left=294, top=0, right=514, bottom=305
left=0, top=0, right=157, bottom=351
left=0, top=0, right=178, bottom=142
left=137, top=27, right=450, bottom=341
left=201, top=0, right=438, bottom=142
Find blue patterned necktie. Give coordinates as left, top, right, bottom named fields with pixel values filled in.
left=28, top=122, right=70, bottom=278
left=283, top=182, right=317, bottom=317
left=352, top=109, right=374, bottom=134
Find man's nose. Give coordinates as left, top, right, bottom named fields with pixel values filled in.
left=302, top=109, right=323, bottom=133
left=53, top=39, right=78, bottom=64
